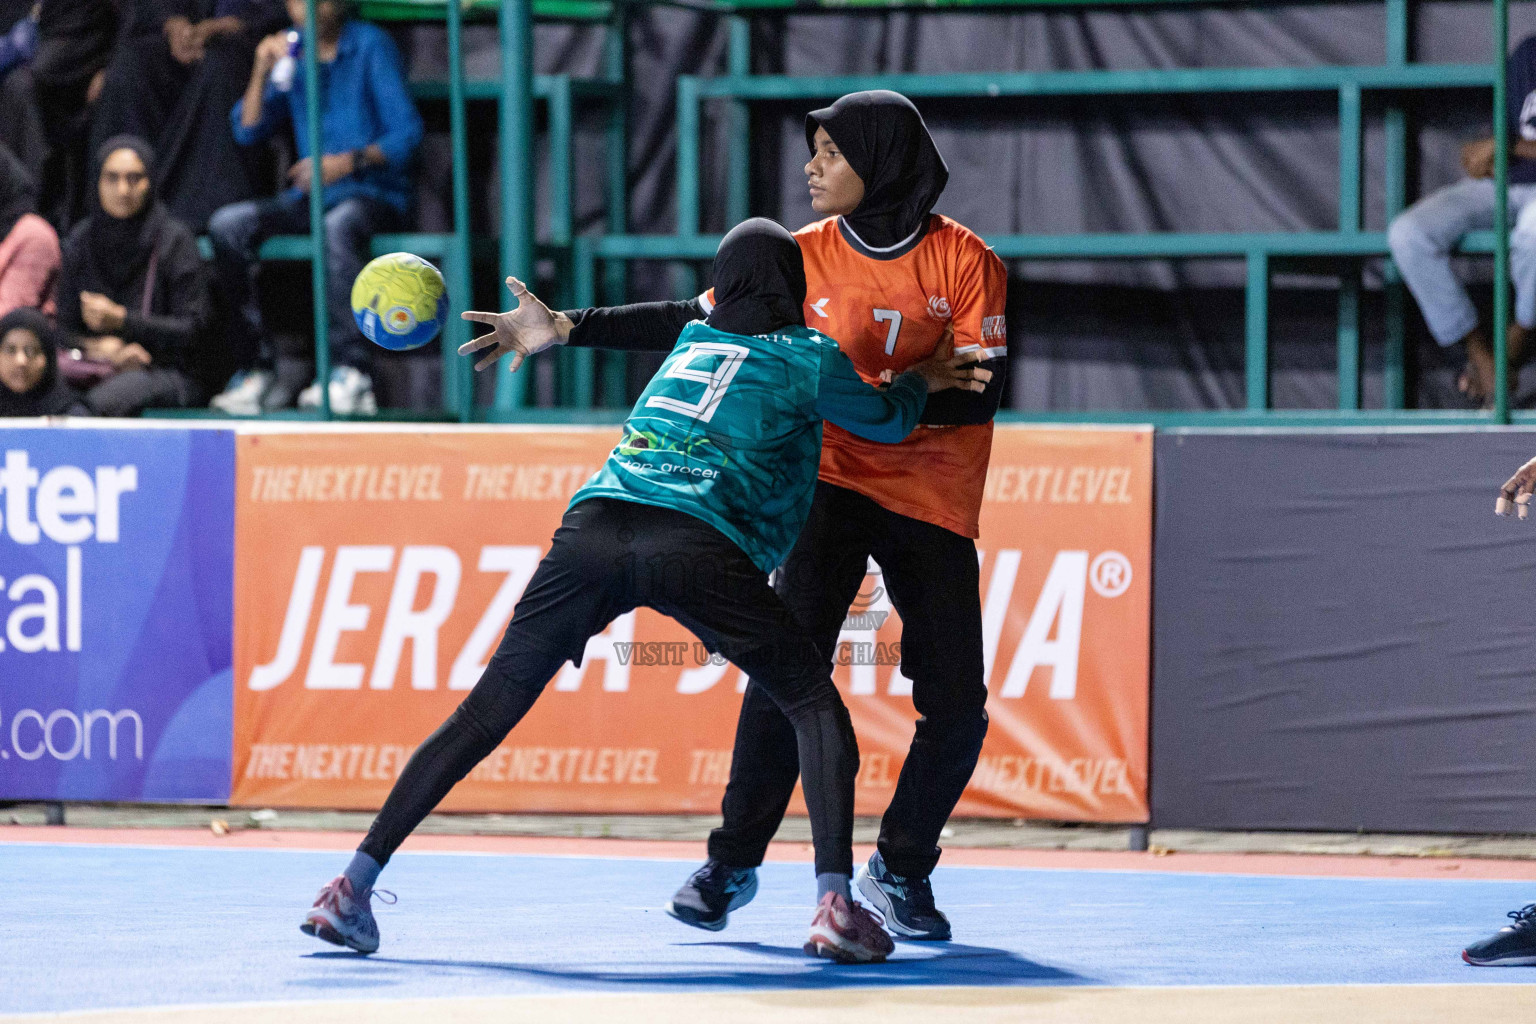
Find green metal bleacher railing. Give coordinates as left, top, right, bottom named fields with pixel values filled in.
left=567, top=0, right=1518, bottom=426
left=258, top=0, right=1515, bottom=425
left=231, top=0, right=628, bottom=421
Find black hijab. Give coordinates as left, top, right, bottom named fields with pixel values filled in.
left=0, top=309, right=83, bottom=417
left=706, top=218, right=807, bottom=338
left=0, top=141, right=35, bottom=242
left=805, top=90, right=949, bottom=251
left=87, top=135, right=168, bottom=291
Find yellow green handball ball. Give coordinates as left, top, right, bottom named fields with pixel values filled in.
left=351, top=252, right=448, bottom=351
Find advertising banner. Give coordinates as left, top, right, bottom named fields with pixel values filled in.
left=232, top=426, right=1150, bottom=821
left=0, top=426, right=234, bottom=802
left=1152, top=429, right=1536, bottom=834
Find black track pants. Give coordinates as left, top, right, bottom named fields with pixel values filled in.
left=359, top=497, right=860, bottom=876
left=707, top=481, right=989, bottom=879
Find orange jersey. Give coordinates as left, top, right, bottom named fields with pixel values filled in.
left=705, top=214, right=1008, bottom=538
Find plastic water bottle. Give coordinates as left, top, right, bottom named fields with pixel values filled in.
left=270, top=30, right=300, bottom=92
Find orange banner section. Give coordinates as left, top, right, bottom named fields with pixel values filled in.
left=231, top=426, right=1151, bottom=821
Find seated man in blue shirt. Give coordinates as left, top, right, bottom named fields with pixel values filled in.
left=1388, top=35, right=1536, bottom=408
left=207, top=0, right=423, bottom=415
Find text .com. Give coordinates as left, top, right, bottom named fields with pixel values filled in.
left=0, top=706, right=143, bottom=762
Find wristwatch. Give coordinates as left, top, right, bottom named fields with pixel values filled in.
left=350, top=148, right=369, bottom=172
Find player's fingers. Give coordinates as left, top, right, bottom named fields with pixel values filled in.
left=506, top=276, right=541, bottom=310
left=458, top=332, right=499, bottom=355
left=461, top=310, right=499, bottom=327
left=473, top=350, right=501, bottom=372
left=459, top=337, right=500, bottom=359
left=508, top=350, right=526, bottom=374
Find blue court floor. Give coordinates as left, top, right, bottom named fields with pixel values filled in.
left=2, top=841, right=1534, bottom=1017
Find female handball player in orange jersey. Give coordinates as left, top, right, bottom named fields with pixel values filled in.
left=470, top=90, right=1008, bottom=942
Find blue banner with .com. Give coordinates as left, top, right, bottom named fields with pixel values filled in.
left=0, top=427, right=234, bottom=802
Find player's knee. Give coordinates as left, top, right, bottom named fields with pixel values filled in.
left=464, top=634, right=556, bottom=719
left=924, top=704, right=989, bottom=755
left=1512, top=219, right=1536, bottom=255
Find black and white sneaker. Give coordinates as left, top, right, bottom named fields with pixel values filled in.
left=1463, top=904, right=1536, bottom=965
left=855, top=851, right=951, bottom=941
left=665, top=859, right=758, bottom=931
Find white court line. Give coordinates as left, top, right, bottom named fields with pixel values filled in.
left=2, top=839, right=1532, bottom=885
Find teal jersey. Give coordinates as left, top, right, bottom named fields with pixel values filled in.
left=571, top=320, right=927, bottom=573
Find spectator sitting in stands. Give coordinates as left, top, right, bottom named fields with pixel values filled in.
left=0, top=307, right=88, bottom=415
left=30, top=0, right=117, bottom=228
left=1389, top=34, right=1536, bottom=408
left=0, top=1, right=36, bottom=81
left=208, top=0, right=423, bottom=416
left=0, top=2, right=44, bottom=184
left=0, top=139, right=59, bottom=317
left=89, top=0, right=287, bottom=232
left=58, top=136, right=209, bottom=416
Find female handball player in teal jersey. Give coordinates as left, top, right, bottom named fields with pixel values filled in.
left=299, top=219, right=991, bottom=964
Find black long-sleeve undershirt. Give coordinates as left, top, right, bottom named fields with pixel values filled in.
left=562, top=298, right=1007, bottom=426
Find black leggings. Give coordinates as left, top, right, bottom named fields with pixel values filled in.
left=708, top=481, right=990, bottom=879
left=359, top=497, right=860, bottom=876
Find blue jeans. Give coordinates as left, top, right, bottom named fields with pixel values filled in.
left=207, top=193, right=402, bottom=374
left=1387, top=178, right=1536, bottom=347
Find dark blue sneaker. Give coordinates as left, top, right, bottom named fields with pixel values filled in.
left=1463, top=904, right=1536, bottom=965
left=665, top=859, right=758, bottom=931
left=854, top=851, right=951, bottom=941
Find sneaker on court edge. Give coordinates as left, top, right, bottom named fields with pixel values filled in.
left=300, top=875, right=395, bottom=954
left=1463, top=904, right=1536, bottom=966
left=855, top=850, right=952, bottom=941
left=804, top=891, right=894, bottom=964
left=665, top=860, right=758, bottom=931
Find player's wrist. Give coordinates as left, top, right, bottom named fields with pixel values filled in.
left=553, top=311, right=574, bottom=344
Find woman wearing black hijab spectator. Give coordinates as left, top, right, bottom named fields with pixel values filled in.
left=57, top=135, right=209, bottom=416
left=91, top=0, right=286, bottom=231
left=0, top=307, right=88, bottom=415
left=466, top=90, right=1009, bottom=943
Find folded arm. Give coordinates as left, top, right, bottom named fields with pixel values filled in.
left=815, top=347, right=926, bottom=444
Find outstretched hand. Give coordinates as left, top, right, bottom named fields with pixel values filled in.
left=1497, top=455, right=1536, bottom=518
left=459, top=277, right=572, bottom=373
left=907, top=325, right=993, bottom=394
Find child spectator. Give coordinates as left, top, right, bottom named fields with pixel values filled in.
left=0, top=307, right=88, bottom=415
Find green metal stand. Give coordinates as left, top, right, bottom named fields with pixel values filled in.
left=445, top=0, right=474, bottom=422
left=303, top=0, right=330, bottom=419
left=1494, top=0, right=1511, bottom=424
left=496, top=0, right=535, bottom=411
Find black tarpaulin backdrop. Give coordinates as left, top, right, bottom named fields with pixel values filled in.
left=1154, top=429, right=1536, bottom=834
left=391, top=2, right=1536, bottom=410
